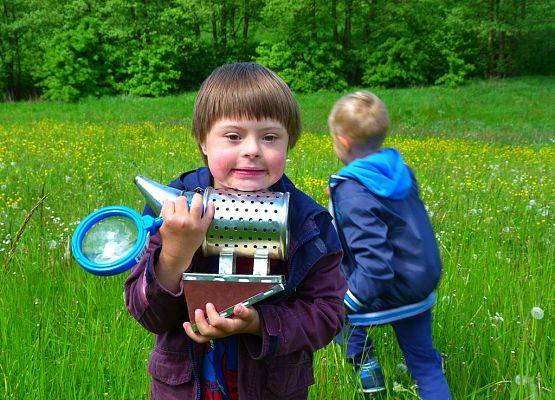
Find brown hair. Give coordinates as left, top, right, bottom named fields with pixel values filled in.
left=328, top=91, right=389, bottom=150
left=192, top=62, right=301, bottom=162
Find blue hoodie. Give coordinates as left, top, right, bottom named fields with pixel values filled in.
left=329, top=148, right=442, bottom=325
left=338, top=148, right=412, bottom=200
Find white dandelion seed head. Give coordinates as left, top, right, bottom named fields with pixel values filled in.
left=531, top=306, right=544, bottom=320
left=514, top=375, right=532, bottom=385
left=396, top=363, right=408, bottom=374
left=49, top=240, right=58, bottom=249
left=528, top=199, right=536, bottom=207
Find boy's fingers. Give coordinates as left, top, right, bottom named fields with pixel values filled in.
left=233, top=304, right=252, bottom=321
left=160, top=200, right=175, bottom=219
left=189, top=193, right=204, bottom=219
left=174, top=196, right=189, bottom=215
left=201, top=201, right=215, bottom=230
left=205, top=303, right=227, bottom=329
left=194, top=308, right=214, bottom=336
left=183, top=322, right=209, bottom=343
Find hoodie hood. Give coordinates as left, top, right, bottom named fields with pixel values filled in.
left=338, top=148, right=412, bottom=200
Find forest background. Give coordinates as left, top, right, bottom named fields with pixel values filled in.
left=1, top=0, right=554, bottom=102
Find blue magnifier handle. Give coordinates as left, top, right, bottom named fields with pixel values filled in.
left=142, top=215, right=164, bottom=235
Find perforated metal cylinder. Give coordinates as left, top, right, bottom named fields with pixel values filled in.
left=202, top=188, right=289, bottom=260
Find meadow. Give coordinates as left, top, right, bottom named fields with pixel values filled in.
left=0, top=77, right=553, bottom=399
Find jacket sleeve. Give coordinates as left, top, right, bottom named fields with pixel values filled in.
left=240, top=216, right=347, bottom=359
left=124, top=232, right=189, bottom=334
left=337, top=195, right=394, bottom=312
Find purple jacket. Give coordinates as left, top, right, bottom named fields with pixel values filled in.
left=125, top=168, right=346, bottom=400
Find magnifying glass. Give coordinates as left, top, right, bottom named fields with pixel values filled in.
left=71, top=206, right=163, bottom=276
left=71, top=176, right=199, bottom=276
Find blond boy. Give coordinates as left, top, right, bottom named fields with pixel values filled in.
left=329, top=91, right=451, bottom=399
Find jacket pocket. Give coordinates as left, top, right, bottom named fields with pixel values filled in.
left=148, top=347, right=192, bottom=385
left=266, top=353, right=314, bottom=398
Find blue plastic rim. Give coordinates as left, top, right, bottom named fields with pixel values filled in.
left=71, top=206, right=157, bottom=276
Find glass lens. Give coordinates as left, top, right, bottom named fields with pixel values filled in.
left=82, top=216, right=139, bottom=265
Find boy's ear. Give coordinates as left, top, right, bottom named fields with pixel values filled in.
left=200, top=142, right=207, bottom=156
left=336, top=135, right=351, bottom=151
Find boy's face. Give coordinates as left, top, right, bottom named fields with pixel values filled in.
left=201, top=118, right=288, bottom=191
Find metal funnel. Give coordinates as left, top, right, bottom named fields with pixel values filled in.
left=134, top=175, right=184, bottom=215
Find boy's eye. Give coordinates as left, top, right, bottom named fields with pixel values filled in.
left=226, top=133, right=241, bottom=141
left=262, top=134, right=278, bottom=143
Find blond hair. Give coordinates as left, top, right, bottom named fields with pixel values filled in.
left=328, top=91, right=389, bottom=150
left=192, top=62, right=301, bottom=162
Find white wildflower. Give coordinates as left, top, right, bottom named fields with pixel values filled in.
left=49, top=240, right=58, bottom=249
left=492, top=312, right=504, bottom=322
left=396, top=363, right=408, bottom=374
left=514, top=375, right=532, bottom=385
left=531, top=306, right=544, bottom=320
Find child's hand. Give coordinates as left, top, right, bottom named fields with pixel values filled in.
left=183, top=303, right=261, bottom=343
left=158, top=193, right=214, bottom=271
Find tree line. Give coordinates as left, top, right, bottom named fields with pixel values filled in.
left=1, top=0, right=553, bottom=101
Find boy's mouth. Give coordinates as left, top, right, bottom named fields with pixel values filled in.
left=231, top=168, right=266, bottom=177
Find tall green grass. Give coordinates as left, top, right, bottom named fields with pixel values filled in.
left=0, top=78, right=553, bottom=399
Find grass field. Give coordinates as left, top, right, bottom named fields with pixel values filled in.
left=0, top=77, right=553, bottom=399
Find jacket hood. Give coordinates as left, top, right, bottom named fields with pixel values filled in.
left=338, top=148, right=412, bottom=200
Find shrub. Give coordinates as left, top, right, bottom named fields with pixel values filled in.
left=256, top=40, right=347, bottom=92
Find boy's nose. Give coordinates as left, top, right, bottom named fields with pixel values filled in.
left=242, top=136, right=260, bottom=157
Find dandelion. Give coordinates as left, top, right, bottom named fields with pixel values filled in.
left=531, top=306, right=544, bottom=320
left=492, top=312, right=504, bottom=322
left=528, top=199, right=536, bottom=207
left=396, top=363, right=408, bottom=374
left=49, top=240, right=58, bottom=249
left=34, top=298, right=41, bottom=306
left=514, top=375, right=532, bottom=385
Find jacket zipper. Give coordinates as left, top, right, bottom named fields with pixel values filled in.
left=187, top=339, right=201, bottom=400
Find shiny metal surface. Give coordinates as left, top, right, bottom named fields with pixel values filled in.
left=134, top=176, right=289, bottom=261
left=202, top=188, right=289, bottom=260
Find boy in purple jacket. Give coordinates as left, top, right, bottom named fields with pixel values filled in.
left=328, top=91, right=451, bottom=399
left=124, top=62, right=346, bottom=400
